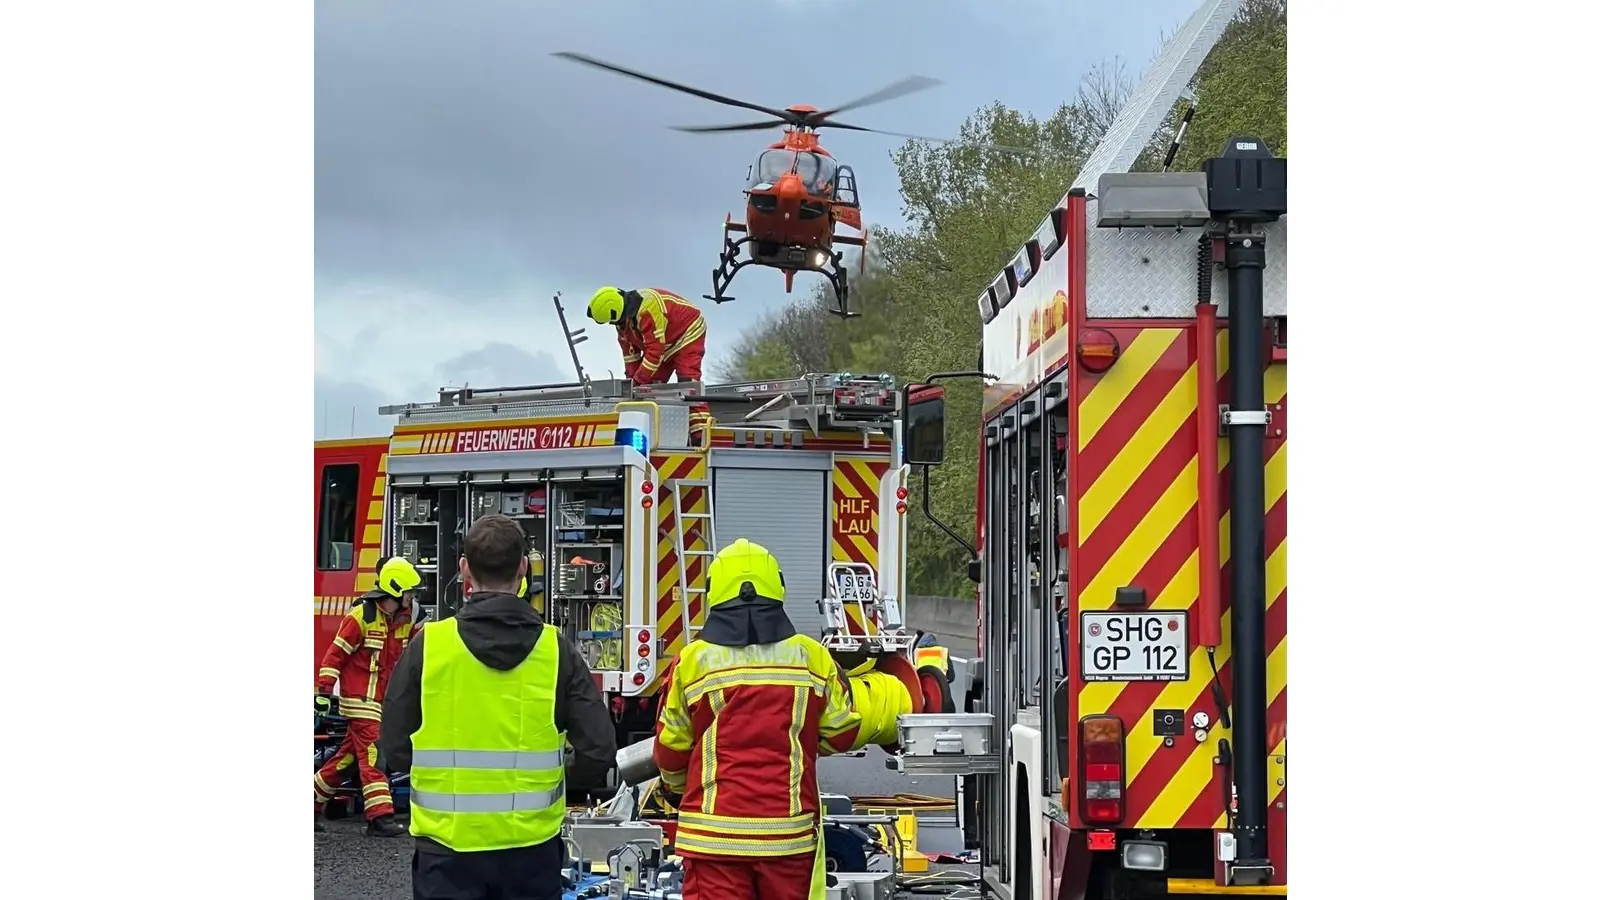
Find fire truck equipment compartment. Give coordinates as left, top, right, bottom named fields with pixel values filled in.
left=710, top=467, right=828, bottom=639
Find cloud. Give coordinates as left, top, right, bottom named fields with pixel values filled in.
left=314, top=375, right=393, bottom=440
left=314, top=338, right=573, bottom=438
left=315, top=0, right=1198, bottom=433
left=430, top=341, right=571, bottom=390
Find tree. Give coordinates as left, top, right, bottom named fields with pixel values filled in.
left=1162, top=0, right=1288, bottom=170
left=715, top=244, right=902, bottom=383
left=718, top=0, right=1288, bottom=595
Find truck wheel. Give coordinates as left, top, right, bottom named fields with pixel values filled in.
left=917, top=665, right=955, bottom=714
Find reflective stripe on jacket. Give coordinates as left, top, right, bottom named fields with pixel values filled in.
left=618, top=288, right=706, bottom=381
left=914, top=646, right=950, bottom=674
left=654, top=635, right=862, bottom=858
left=316, top=595, right=410, bottom=721
left=408, top=617, right=566, bottom=852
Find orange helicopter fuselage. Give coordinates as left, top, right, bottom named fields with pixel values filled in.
left=741, top=125, right=859, bottom=256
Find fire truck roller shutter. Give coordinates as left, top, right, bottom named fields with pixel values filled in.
left=710, top=468, right=829, bottom=641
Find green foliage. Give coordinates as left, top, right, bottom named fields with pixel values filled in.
left=718, top=0, right=1287, bottom=596
left=713, top=243, right=901, bottom=383
left=1169, top=0, right=1288, bottom=169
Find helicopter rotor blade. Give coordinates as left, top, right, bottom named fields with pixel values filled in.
left=671, top=121, right=785, bottom=134
left=552, top=51, right=795, bottom=122
left=823, top=121, right=1032, bottom=155
left=814, top=75, right=942, bottom=121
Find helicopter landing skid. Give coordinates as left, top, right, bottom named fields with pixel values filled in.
left=704, top=234, right=859, bottom=319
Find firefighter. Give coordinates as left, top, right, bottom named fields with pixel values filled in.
left=314, top=555, right=419, bottom=837
left=586, top=286, right=707, bottom=385
left=913, top=630, right=954, bottom=682
left=381, top=514, right=616, bottom=900
left=654, top=538, right=863, bottom=900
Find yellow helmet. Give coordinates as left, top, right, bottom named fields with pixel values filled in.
left=706, top=538, right=785, bottom=608
left=377, top=557, right=422, bottom=599
left=587, top=286, right=626, bottom=325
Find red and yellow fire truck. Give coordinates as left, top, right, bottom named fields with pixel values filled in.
left=902, top=142, right=1288, bottom=898
left=891, top=0, right=1289, bottom=893
left=312, top=373, right=920, bottom=750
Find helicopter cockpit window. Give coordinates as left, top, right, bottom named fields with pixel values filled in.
left=749, top=150, right=840, bottom=194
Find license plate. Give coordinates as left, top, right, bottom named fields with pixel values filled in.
left=1081, top=611, right=1189, bottom=682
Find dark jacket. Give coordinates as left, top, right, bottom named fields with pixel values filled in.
left=380, top=591, right=616, bottom=853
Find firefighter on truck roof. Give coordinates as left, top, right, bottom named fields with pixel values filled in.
left=653, top=538, right=863, bottom=900
left=314, top=556, right=418, bottom=837
left=586, top=286, right=707, bottom=385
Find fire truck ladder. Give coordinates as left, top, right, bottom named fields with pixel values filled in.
left=665, top=478, right=716, bottom=640
left=636, top=372, right=898, bottom=436
left=379, top=373, right=898, bottom=439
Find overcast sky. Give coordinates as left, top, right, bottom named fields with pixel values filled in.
left=315, top=0, right=1199, bottom=438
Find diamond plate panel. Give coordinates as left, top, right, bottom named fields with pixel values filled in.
left=656, top=405, right=692, bottom=448
left=1085, top=199, right=1288, bottom=320
left=1070, top=0, right=1242, bottom=195
left=1085, top=198, right=1202, bottom=319
left=1213, top=217, right=1288, bottom=319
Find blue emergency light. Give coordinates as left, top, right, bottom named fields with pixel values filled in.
left=614, top=427, right=648, bottom=455
left=614, top=409, right=652, bottom=455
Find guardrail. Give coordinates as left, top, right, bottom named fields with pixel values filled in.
left=904, top=595, right=977, bottom=646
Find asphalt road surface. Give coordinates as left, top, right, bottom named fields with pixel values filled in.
left=315, top=747, right=961, bottom=900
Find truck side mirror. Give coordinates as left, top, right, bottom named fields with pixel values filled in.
left=902, top=383, right=948, bottom=467
left=966, top=558, right=980, bottom=584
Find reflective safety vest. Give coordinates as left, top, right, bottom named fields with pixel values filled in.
left=915, top=646, right=950, bottom=674
left=409, top=618, right=567, bottom=852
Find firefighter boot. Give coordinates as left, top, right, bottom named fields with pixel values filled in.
left=366, top=814, right=405, bottom=838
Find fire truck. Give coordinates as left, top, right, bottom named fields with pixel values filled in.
left=897, top=1, right=1290, bottom=896
left=312, top=372, right=925, bottom=753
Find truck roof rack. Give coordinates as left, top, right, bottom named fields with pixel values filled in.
left=377, top=372, right=900, bottom=435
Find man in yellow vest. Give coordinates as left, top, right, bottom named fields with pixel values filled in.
left=381, top=514, right=617, bottom=900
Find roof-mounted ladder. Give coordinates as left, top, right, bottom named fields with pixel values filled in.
left=378, top=372, right=901, bottom=435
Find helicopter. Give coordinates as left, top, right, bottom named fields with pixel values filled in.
left=554, top=52, right=943, bottom=318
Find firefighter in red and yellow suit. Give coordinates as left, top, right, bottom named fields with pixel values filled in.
left=586, top=286, right=708, bottom=385
left=654, top=539, right=863, bottom=900
left=314, top=556, right=420, bottom=837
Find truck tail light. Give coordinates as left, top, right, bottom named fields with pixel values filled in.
left=1077, top=329, right=1121, bottom=374
left=1080, top=715, right=1126, bottom=825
